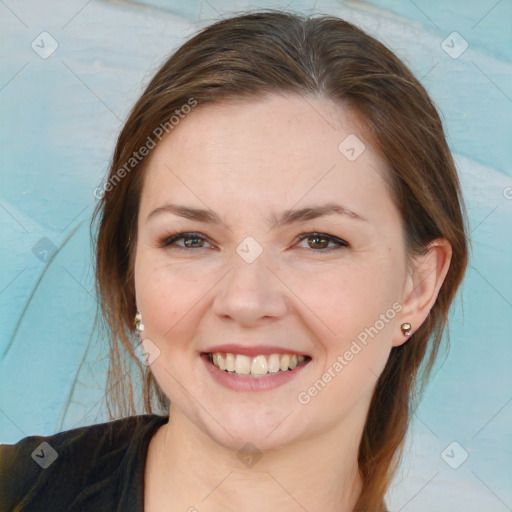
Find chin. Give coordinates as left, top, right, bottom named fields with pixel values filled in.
left=199, top=407, right=304, bottom=453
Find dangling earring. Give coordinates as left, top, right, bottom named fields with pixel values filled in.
left=134, top=311, right=144, bottom=333
left=400, top=322, right=412, bottom=336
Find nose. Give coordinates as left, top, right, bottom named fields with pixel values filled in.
left=212, top=244, right=288, bottom=327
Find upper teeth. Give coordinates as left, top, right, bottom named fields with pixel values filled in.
left=209, top=352, right=306, bottom=375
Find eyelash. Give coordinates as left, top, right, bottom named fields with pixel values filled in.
left=159, top=231, right=349, bottom=252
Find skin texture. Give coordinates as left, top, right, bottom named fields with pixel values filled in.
left=135, top=93, right=451, bottom=511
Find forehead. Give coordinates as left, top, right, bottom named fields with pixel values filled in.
left=139, top=93, right=395, bottom=226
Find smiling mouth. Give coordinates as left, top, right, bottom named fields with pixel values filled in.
left=203, top=352, right=311, bottom=378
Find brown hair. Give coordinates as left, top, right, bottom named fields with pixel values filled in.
left=92, top=10, right=468, bottom=511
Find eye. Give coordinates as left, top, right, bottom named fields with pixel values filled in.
left=160, top=232, right=212, bottom=250
left=159, top=231, right=348, bottom=252
left=295, top=232, right=348, bottom=251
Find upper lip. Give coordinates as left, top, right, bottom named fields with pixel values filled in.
left=203, top=344, right=310, bottom=357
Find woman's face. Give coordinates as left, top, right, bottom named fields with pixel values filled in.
left=135, top=93, right=411, bottom=450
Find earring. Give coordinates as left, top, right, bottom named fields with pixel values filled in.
left=400, top=322, right=412, bottom=336
left=134, top=311, right=144, bottom=332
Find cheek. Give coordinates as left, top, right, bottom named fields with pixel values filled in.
left=285, top=258, right=401, bottom=380
left=134, top=250, right=217, bottom=345
left=292, top=267, right=399, bottom=421
left=290, top=257, right=400, bottom=333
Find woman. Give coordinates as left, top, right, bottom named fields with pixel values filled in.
left=0, top=10, right=468, bottom=512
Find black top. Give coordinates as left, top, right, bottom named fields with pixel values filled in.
left=0, top=414, right=168, bottom=512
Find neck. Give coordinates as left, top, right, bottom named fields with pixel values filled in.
left=145, top=407, right=365, bottom=512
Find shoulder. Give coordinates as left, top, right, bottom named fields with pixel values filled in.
left=0, top=414, right=168, bottom=512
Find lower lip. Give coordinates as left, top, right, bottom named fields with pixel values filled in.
left=201, top=354, right=311, bottom=392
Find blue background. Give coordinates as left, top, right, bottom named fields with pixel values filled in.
left=1, top=1, right=511, bottom=510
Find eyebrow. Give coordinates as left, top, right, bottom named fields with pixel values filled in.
left=147, top=202, right=367, bottom=228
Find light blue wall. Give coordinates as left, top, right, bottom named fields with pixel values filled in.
left=1, top=1, right=511, bottom=510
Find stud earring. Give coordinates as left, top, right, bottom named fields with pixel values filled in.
left=400, top=322, right=412, bottom=336
left=134, top=311, right=144, bottom=332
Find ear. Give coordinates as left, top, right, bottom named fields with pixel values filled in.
left=393, top=238, right=452, bottom=347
